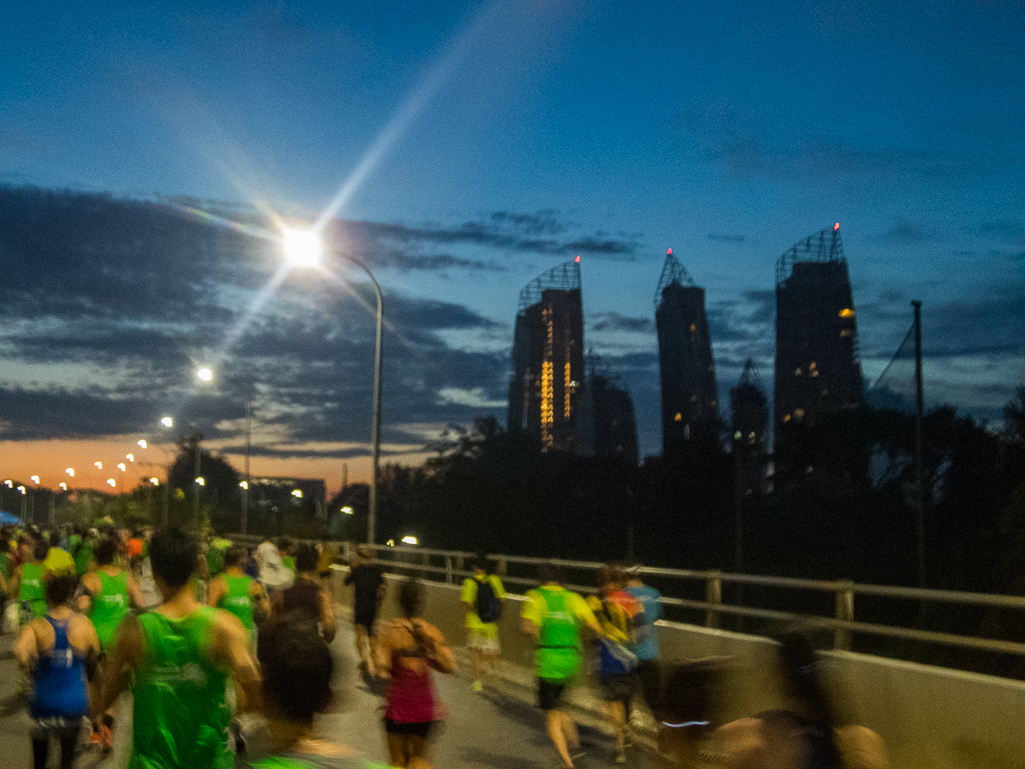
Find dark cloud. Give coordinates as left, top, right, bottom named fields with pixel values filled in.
left=707, top=233, right=746, bottom=243
left=590, top=313, right=655, bottom=334
left=880, top=221, right=934, bottom=245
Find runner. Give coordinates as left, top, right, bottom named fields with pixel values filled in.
left=13, top=574, right=101, bottom=769
left=318, top=538, right=338, bottom=588
left=345, top=545, right=385, bottom=675
left=521, top=561, right=601, bottom=769
left=72, top=529, right=96, bottom=579
left=42, top=532, right=76, bottom=579
left=79, top=537, right=144, bottom=751
left=375, top=578, right=457, bottom=769
left=11, top=540, right=49, bottom=627
left=207, top=544, right=270, bottom=646
left=586, top=564, right=644, bottom=764
left=271, top=543, right=337, bottom=643
left=94, top=527, right=261, bottom=769
left=248, top=617, right=392, bottom=769
left=625, top=561, right=663, bottom=731
left=0, top=539, right=12, bottom=633
left=460, top=553, right=505, bottom=692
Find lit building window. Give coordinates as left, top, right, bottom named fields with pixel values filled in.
left=794, top=408, right=805, bottom=420
left=795, top=368, right=802, bottom=376
left=839, top=308, right=855, bottom=318
left=674, top=413, right=682, bottom=422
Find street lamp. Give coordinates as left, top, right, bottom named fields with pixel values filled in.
left=281, top=226, right=384, bottom=545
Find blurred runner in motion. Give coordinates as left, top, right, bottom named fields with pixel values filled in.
left=375, top=578, right=457, bottom=769
left=460, top=553, right=505, bottom=693
left=248, top=616, right=392, bottom=769
left=586, top=564, right=643, bottom=764
left=345, top=545, right=385, bottom=675
left=95, top=528, right=261, bottom=769
left=79, top=537, right=144, bottom=751
left=625, top=560, right=662, bottom=733
left=208, top=544, right=270, bottom=647
left=271, top=543, right=337, bottom=644
left=521, top=561, right=601, bottom=769
left=14, top=574, right=101, bottom=769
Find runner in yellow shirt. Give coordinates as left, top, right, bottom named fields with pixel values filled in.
left=460, top=553, right=505, bottom=693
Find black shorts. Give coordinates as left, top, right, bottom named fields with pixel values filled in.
left=600, top=673, right=633, bottom=703
left=538, top=678, right=569, bottom=711
left=354, top=607, right=378, bottom=632
left=384, top=719, right=438, bottom=738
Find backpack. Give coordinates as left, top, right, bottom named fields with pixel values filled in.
left=474, top=577, right=502, bottom=624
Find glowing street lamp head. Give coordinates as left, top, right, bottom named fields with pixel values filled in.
left=138, top=439, right=148, bottom=449
left=106, top=478, right=116, bottom=488
left=30, top=475, right=39, bottom=484
left=195, top=477, right=206, bottom=486
left=59, top=483, right=68, bottom=491
left=282, top=228, right=323, bottom=268
left=94, top=461, right=103, bottom=469
left=150, top=477, right=160, bottom=486
left=161, top=417, right=174, bottom=428
left=117, top=463, right=127, bottom=472
left=65, top=468, right=75, bottom=477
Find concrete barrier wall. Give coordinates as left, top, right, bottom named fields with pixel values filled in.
left=329, top=567, right=1025, bottom=769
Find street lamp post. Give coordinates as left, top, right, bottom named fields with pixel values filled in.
left=282, top=228, right=383, bottom=545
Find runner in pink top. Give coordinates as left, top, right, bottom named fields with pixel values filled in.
left=375, top=579, right=457, bottom=768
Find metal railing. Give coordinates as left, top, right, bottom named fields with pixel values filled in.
left=228, top=536, right=1025, bottom=662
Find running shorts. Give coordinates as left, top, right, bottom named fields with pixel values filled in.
left=384, top=719, right=438, bottom=738
left=538, top=678, right=569, bottom=711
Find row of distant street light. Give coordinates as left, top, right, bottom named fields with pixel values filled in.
left=2, top=228, right=383, bottom=544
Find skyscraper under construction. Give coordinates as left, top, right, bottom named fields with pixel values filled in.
left=655, top=248, right=718, bottom=453
left=507, top=260, right=584, bottom=452
left=774, top=225, right=863, bottom=443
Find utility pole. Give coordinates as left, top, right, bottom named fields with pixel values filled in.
left=913, top=300, right=925, bottom=588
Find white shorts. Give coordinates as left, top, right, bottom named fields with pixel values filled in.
left=467, top=628, right=500, bottom=653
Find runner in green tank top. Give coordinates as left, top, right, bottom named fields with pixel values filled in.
left=80, top=538, right=144, bottom=651
left=521, top=562, right=601, bottom=769
left=207, top=545, right=270, bottom=644
left=94, top=528, right=260, bottom=769
left=13, top=541, right=50, bottom=623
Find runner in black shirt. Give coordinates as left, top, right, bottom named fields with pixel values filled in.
left=344, top=545, right=385, bottom=675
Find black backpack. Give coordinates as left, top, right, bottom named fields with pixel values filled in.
left=474, top=577, right=502, bottom=623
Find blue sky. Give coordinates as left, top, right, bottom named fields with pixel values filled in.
left=1, top=0, right=1023, bottom=490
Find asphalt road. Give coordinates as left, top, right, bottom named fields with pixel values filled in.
left=0, top=602, right=673, bottom=769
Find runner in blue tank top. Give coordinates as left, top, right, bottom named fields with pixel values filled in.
left=14, top=574, right=101, bottom=769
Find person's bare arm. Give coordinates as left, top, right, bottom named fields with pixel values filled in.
left=13, top=622, right=40, bottom=672
left=419, top=623, right=457, bottom=675
left=77, top=572, right=100, bottom=612
left=206, top=576, right=227, bottom=608
left=127, top=574, right=145, bottom=609
left=9, top=565, right=22, bottom=598
left=93, top=615, right=143, bottom=718
left=250, top=582, right=270, bottom=622
left=212, top=612, right=261, bottom=714
left=318, top=588, right=337, bottom=643
left=522, top=617, right=540, bottom=637
left=373, top=623, right=393, bottom=678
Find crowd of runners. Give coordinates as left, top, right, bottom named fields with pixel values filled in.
left=1, top=523, right=889, bottom=769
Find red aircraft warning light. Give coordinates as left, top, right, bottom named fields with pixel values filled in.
left=667, top=248, right=673, bottom=256
left=834, top=222, right=840, bottom=231
left=574, top=255, right=581, bottom=263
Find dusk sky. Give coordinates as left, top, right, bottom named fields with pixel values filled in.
left=2, top=1, right=1023, bottom=495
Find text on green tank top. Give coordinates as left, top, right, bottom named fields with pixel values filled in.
left=539, top=588, right=577, bottom=647
left=218, top=575, right=255, bottom=630
left=132, top=607, right=231, bottom=769
left=90, top=570, right=130, bottom=647
left=251, top=758, right=393, bottom=769
left=20, top=563, right=45, bottom=602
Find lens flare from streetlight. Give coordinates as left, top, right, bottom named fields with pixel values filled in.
left=282, top=228, right=323, bottom=268
left=161, top=417, right=174, bottom=428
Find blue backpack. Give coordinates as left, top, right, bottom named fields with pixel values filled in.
left=474, top=577, right=502, bottom=624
